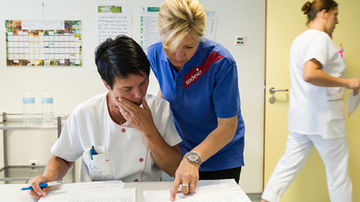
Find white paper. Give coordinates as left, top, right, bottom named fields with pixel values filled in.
left=22, top=20, right=65, bottom=30
left=143, top=179, right=251, bottom=202
left=97, top=4, right=132, bottom=45
left=139, top=7, right=161, bottom=53
left=348, top=91, right=360, bottom=116
left=204, top=11, right=217, bottom=40
left=0, top=184, right=37, bottom=202
left=38, top=181, right=135, bottom=202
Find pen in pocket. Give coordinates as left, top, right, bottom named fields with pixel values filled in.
left=339, top=44, right=344, bottom=58
left=89, top=145, right=98, bottom=160
left=90, top=149, right=93, bottom=160
left=92, top=146, right=98, bottom=155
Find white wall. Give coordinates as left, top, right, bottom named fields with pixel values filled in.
left=0, top=0, right=265, bottom=193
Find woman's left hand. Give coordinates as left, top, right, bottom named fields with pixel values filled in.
left=169, top=158, right=199, bottom=201
left=114, top=97, right=155, bottom=134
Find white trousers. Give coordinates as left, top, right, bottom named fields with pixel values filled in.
left=262, top=132, right=352, bottom=202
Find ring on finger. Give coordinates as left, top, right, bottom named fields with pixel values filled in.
left=181, top=184, right=189, bottom=187
left=189, top=184, right=195, bottom=187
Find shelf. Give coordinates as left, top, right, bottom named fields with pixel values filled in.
left=0, top=165, right=75, bottom=184
left=0, top=122, right=59, bottom=130
left=0, top=165, right=45, bottom=182
left=0, top=113, right=69, bottom=130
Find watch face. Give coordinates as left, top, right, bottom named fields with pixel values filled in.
left=189, top=154, right=197, bottom=161
left=188, top=152, right=199, bottom=162
left=185, top=151, right=201, bottom=167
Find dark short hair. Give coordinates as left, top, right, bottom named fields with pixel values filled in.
left=95, top=35, right=150, bottom=89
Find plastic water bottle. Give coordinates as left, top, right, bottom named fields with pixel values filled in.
left=41, top=88, right=54, bottom=125
left=23, top=88, right=36, bottom=125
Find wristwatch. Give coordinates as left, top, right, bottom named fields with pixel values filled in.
left=184, top=151, right=202, bottom=168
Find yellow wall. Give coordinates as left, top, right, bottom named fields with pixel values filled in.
left=337, top=1, right=360, bottom=201
left=265, top=0, right=360, bottom=201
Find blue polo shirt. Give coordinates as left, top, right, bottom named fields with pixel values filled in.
left=147, top=38, right=245, bottom=171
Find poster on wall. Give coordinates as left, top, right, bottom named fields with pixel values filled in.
left=5, top=20, right=82, bottom=67
left=139, top=7, right=161, bottom=53
left=97, top=4, right=131, bottom=44
left=204, top=11, right=217, bottom=40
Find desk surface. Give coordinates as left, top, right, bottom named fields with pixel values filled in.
left=0, top=180, right=250, bottom=202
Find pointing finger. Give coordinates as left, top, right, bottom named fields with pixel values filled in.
left=170, top=178, right=181, bottom=201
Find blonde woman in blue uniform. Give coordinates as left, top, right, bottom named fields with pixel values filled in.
left=147, top=0, right=245, bottom=201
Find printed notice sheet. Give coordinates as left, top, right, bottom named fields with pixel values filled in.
left=204, top=11, right=217, bottom=40
left=139, top=7, right=161, bottom=53
left=0, top=181, right=128, bottom=202
left=38, top=181, right=136, bottom=202
left=143, top=179, right=251, bottom=202
left=5, top=20, right=82, bottom=66
left=97, top=4, right=131, bottom=44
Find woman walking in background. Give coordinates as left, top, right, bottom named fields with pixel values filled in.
left=261, top=1, right=359, bottom=201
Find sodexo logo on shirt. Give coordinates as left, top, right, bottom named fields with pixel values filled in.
left=183, top=51, right=223, bottom=89
left=185, top=68, right=202, bottom=86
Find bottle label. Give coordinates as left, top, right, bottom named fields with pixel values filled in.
left=41, top=98, right=53, bottom=104
left=23, top=98, right=35, bottom=104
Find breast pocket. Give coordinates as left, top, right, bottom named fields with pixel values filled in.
left=82, top=146, right=113, bottom=181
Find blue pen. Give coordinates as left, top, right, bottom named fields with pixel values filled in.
left=21, top=180, right=63, bottom=191
left=92, top=146, right=98, bottom=155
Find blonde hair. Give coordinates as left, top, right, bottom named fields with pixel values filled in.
left=158, top=0, right=205, bottom=52
left=301, top=0, right=338, bottom=25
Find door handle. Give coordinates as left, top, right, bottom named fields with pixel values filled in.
left=269, top=87, right=289, bottom=104
left=269, top=87, right=288, bottom=94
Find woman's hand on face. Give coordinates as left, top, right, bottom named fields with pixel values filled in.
left=169, top=158, right=199, bottom=201
left=28, top=176, right=53, bottom=200
left=114, top=97, right=156, bottom=134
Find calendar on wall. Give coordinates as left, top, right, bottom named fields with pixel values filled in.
left=5, top=20, right=82, bottom=67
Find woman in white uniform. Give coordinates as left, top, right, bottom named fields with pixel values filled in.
left=261, top=1, right=360, bottom=202
left=28, top=35, right=183, bottom=200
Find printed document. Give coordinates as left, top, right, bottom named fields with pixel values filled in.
left=39, top=181, right=135, bottom=202
left=143, top=179, right=251, bottom=202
